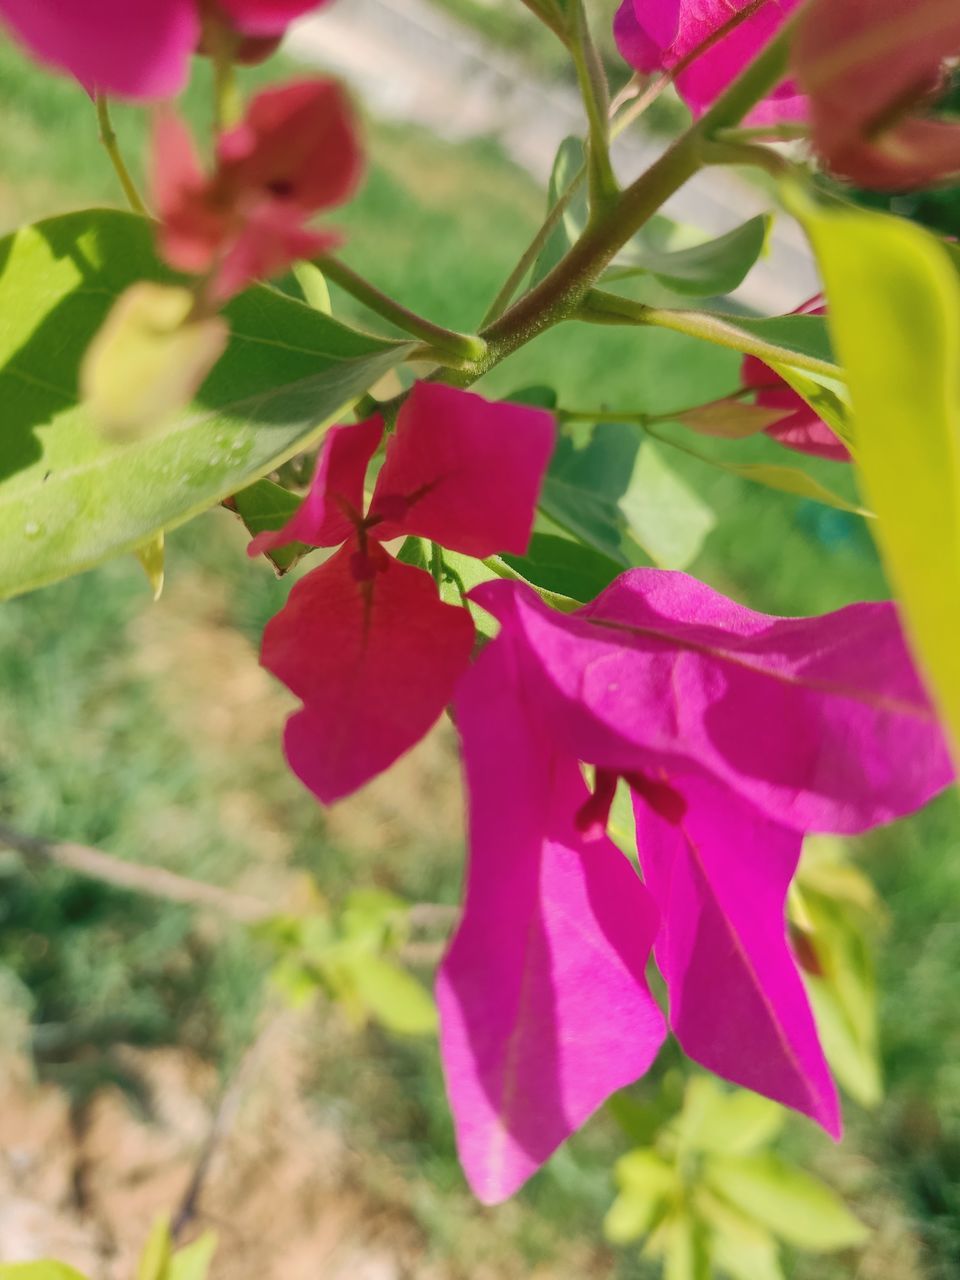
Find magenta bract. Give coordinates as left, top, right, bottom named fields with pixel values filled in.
left=439, top=571, right=952, bottom=1200
left=613, top=0, right=805, bottom=124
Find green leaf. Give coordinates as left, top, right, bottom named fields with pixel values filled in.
left=539, top=425, right=643, bottom=568
left=293, top=261, right=332, bottom=314
left=720, top=461, right=868, bottom=515
left=530, top=137, right=588, bottom=288
left=605, top=215, right=771, bottom=298
left=605, top=1150, right=676, bottom=1246
left=137, top=1215, right=173, bottom=1280
left=345, top=953, right=438, bottom=1035
left=232, top=478, right=308, bottom=574
left=705, top=1153, right=869, bottom=1251
left=676, top=1077, right=783, bottom=1157
left=697, top=1190, right=784, bottom=1280
left=168, top=1232, right=218, bottom=1280
left=619, top=441, right=715, bottom=569
left=732, top=314, right=835, bottom=367
left=0, top=1266, right=90, bottom=1280
left=500, top=532, right=621, bottom=602
left=0, top=208, right=412, bottom=600
left=797, top=198, right=960, bottom=763
left=662, top=1213, right=711, bottom=1280
left=135, top=530, right=165, bottom=600
left=801, top=890, right=883, bottom=1108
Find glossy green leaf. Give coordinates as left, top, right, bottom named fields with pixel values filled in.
left=501, top=532, right=621, bottom=602
left=705, top=1153, right=869, bottom=1251
left=799, top=200, right=960, bottom=763
left=0, top=208, right=412, bottom=600
left=232, top=478, right=307, bottom=574
left=619, top=442, right=715, bottom=569
left=540, top=425, right=644, bottom=568
left=605, top=216, right=770, bottom=298
left=529, top=137, right=588, bottom=288
left=346, top=952, right=438, bottom=1035
left=733, top=314, right=835, bottom=366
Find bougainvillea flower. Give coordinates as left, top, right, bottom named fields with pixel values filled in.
left=613, top=0, right=806, bottom=125
left=793, top=0, right=960, bottom=189
left=0, top=0, right=324, bottom=98
left=0, top=0, right=199, bottom=99
left=741, top=298, right=850, bottom=462
left=152, top=80, right=362, bottom=299
left=252, top=383, right=555, bottom=803
left=438, top=571, right=951, bottom=1201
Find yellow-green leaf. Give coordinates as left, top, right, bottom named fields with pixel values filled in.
left=136, top=530, right=165, bottom=600
left=0, top=1266, right=90, bottom=1280
left=724, top=462, right=869, bottom=515
left=168, top=1231, right=218, bottom=1280
left=798, top=200, right=960, bottom=762
left=137, top=1214, right=173, bottom=1280
left=345, top=952, right=438, bottom=1035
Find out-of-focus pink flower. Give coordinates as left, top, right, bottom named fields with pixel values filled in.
left=152, top=80, right=362, bottom=299
left=252, top=383, right=556, bottom=804
left=0, top=0, right=200, bottom=99
left=0, top=0, right=325, bottom=99
left=439, top=571, right=952, bottom=1202
left=741, top=298, right=850, bottom=462
left=793, top=0, right=960, bottom=190
left=613, top=0, right=806, bottom=124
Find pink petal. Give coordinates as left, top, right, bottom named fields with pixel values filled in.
left=211, top=200, right=338, bottom=299
left=216, top=80, right=363, bottom=214
left=469, top=574, right=952, bottom=834
left=0, top=0, right=198, bottom=99
left=263, top=544, right=475, bottom=803
left=741, top=353, right=850, bottom=462
left=248, top=416, right=383, bottom=558
left=152, top=111, right=228, bottom=277
left=614, top=0, right=806, bottom=124
left=218, top=0, right=326, bottom=35
left=369, top=383, right=555, bottom=557
left=439, top=638, right=666, bottom=1203
left=633, top=770, right=840, bottom=1135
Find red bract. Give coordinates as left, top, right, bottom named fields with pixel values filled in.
left=252, top=383, right=556, bottom=804
left=152, top=80, right=362, bottom=299
left=793, top=0, right=960, bottom=189
left=741, top=298, right=850, bottom=462
left=216, top=0, right=323, bottom=35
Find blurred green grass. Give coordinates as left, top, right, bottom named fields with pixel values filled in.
left=0, top=33, right=958, bottom=1280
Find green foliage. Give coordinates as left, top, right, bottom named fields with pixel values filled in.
left=0, top=1266, right=89, bottom=1280
left=603, top=215, right=771, bottom=298
left=136, top=1216, right=217, bottom=1280
left=231, top=478, right=307, bottom=574
left=501, top=532, right=621, bottom=601
left=260, top=885, right=437, bottom=1036
left=604, top=1077, right=867, bottom=1278
left=0, top=209, right=411, bottom=600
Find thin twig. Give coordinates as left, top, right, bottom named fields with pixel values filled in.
left=95, top=94, right=147, bottom=215
left=0, top=822, right=273, bottom=923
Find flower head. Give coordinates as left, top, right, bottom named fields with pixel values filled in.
left=614, top=0, right=806, bottom=124
left=252, top=383, right=555, bottom=804
left=439, top=570, right=951, bottom=1202
left=152, top=79, right=362, bottom=299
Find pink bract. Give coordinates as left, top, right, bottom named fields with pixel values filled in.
left=253, top=384, right=555, bottom=804
left=741, top=299, right=850, bottom=463
left=613, top=0, right=806, bottom=124
left=0, top=0, right=199, bottom=99
left=439, top=571, right=951, bottom=1199
left=217, top=0, right=325, bottom=35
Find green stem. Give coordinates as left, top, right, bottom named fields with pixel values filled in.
left=700, top=137, right=795, bottom=179
left=579, top=290, right=841, bottom=378
left=95, top=95, right=147, bottom=215
left=319, top=257, right=487, bottom=364
left=558, top=386, right=755, bottom=426
left=470, top=20, right=795, bottom=374
left=481, top=557, right=580, bottom=613
left=568, top=0, right=617, bottom=210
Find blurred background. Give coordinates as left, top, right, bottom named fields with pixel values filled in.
left=0, top=3, right=959, bottom=1276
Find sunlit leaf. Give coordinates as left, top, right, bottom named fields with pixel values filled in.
left=168, top=1233, right=218, bottom=1280
left=0, top=209, right=413, bottom=600
left=233, top=477, right=308, bottom=574
left=676, top=1077, right=784, bottom=1157
left=705, top=1153, right=869, bottom=1251
left=135, top=530, right=165, bottom=600
left=697, top=1189, right=784, bottom=1280
left=293, top=261, right=332, bottom=314
left=346, top=952, right=438, bottom=1035
left=797, top=198, right=960, bottom=763
left=619, top=441, right=715, bottom=569
left=0, top=1266, right=90, bottom=1280
left=605, top=1149, right=676, bottom=1245
left=501, top=531, right=623, bottom=602
left=137, top=1215, right=173, bottom=1280
left=722, top=461, right=868, bottom=514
